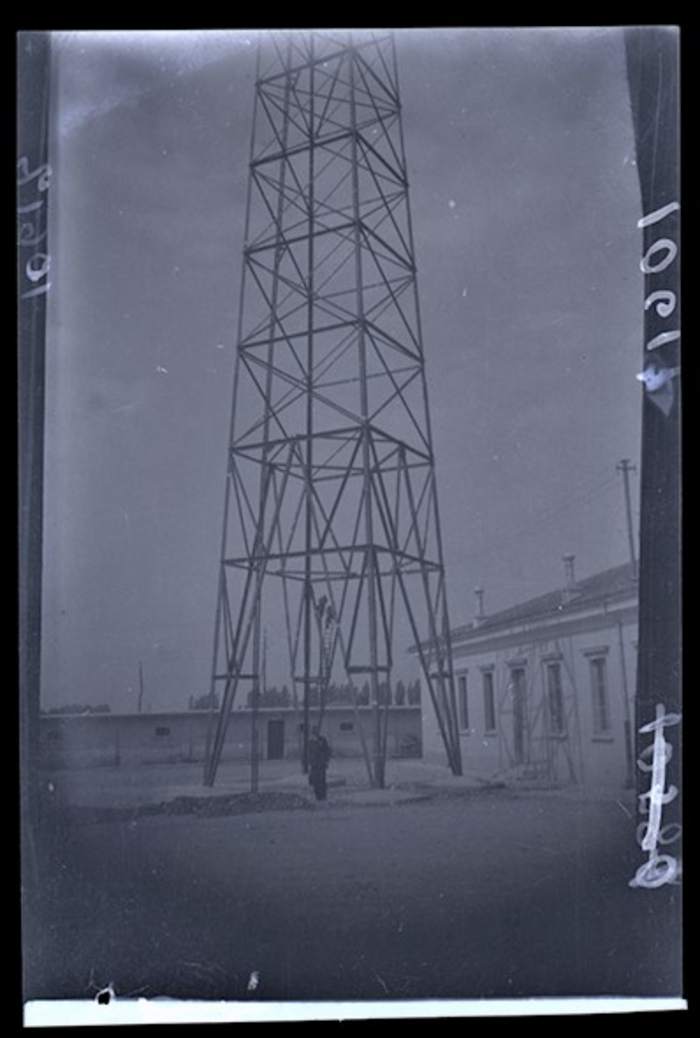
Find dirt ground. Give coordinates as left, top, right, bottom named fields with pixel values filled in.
left=22, top=773, right=682, bottom=1006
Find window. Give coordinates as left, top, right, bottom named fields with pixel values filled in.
left=590, top=657, right=611, bottom=735
left=155, top=726, right=171, bottom=737
left=482, top=670, right=496, bottom=733
left=546, top=662, right=565, bottom=735
left=339, top=721, right=354, bottom=732
left=457, top=674, right=469, bottom=731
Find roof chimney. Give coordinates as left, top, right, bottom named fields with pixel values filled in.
left=563, top=554, right=576, bottom=588
left=562, top=554, right=577, bottom=603
left=474, top=587, right=485, bottom=626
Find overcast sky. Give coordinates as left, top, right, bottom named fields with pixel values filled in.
left=41, top=28, right=643, bottom=712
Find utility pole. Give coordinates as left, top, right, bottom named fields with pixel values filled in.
left=616, top=459, right=638, bottom=579
left=251, top=614, right=261, bottom=794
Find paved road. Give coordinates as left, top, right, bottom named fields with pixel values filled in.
left=23, top=786, right=681, bottom=1004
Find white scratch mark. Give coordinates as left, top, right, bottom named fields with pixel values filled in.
left=616, top=800, right=632, bottom=819
left=636, top=365, right=680, bottom=392
left=373, top=971, right=389, bottom=994
left=247, top=970, right=260, bottom=991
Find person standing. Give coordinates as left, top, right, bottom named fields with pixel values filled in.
left=308, top=726, right=331, bottom=801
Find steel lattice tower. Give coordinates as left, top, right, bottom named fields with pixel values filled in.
left=204, top=30, right=462, bottom=788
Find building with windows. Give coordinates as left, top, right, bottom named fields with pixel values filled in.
left=419, top=559, right=638, bottom=788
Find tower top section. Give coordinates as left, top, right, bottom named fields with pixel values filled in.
left=234, top=30, right=432, bottom=461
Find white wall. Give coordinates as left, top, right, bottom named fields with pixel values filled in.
left=421, top=612, right=637, bottom=788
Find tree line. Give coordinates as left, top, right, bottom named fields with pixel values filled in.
left=188, top=679, right=422, bottom=711
left=42, top=703, right=112, bottom=715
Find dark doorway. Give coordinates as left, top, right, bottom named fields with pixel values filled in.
left=511, top=668, right=527, bottom=764
left=267, top=719, right=285, bottom=760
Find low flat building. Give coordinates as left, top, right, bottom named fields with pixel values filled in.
left=40, top=704, right=421, bottom=770
left=419, top=559, right=637, bottom=788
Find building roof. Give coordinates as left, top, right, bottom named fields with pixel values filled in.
left=450, top=561, right=637, bottom=644
left=41, top=704, right=421, bottom=720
